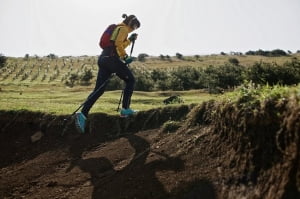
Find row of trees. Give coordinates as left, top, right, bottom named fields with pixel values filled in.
left=104, top=59, right=300, bottom=93
left=1, top=49, right=298, bottom=65
left=138, top=49, right=296, bottom=62
left=245, top=49, right=288, bottom=57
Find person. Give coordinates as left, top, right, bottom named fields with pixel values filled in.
left=75, top=14, right=141, bottom=133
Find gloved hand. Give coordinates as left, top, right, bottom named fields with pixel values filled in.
left=124, top=55, right=133, bottom=64
left=128, top=33, right=138, bottom=42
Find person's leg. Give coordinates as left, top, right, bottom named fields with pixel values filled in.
left=81, top=57, right=111, bottom=117
left=111, top=59, right=135, bottom=109
left=120, top=69, right=135, bottom=109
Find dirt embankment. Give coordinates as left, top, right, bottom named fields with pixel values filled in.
left=0, top=97, right=299, bottom=199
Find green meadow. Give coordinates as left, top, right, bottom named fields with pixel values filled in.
left=0, top=52, right=299, bottom=115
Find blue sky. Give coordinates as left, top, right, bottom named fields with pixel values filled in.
left=1, top=0, right=300, bottom=57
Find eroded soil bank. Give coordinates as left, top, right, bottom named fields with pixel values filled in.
left=0, top=97, right=299, bottom=199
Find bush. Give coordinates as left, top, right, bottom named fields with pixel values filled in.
left=202, top=64, right=244, bottom=91
left=245, top=61, right=300, bottom=85
left=161, top=120, right=181, bottom=133
left=65, top=73, right=79, bottom=87
left=151, top=69, right=169, bottom=90
left=80, top=68, right=94, bottom=85
left=169, top=67, right=200, bottom=90
left=135, top=75, right=154, bottom=91
left=163, top=95, right=184, bottom=104
left=228, top=57, right=239, bottom=66
left=106, top=75, right=123, bottom=90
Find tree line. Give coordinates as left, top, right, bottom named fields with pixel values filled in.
left=105, top=58, right=300, bottom=93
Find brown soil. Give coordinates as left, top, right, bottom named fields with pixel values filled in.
left=0, top=98, right=299, bottom=199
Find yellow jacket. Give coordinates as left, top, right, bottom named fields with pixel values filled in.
left=110, top=22, right=134, bottom=59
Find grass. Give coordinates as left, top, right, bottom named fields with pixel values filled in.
left=222, top=82, right=300, bottom=106
left=0, top=83, right=216, bottom=115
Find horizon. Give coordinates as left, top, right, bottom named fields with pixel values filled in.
left=2, top=48, right=299, bottom=59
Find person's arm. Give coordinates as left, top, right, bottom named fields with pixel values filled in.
left=114, top=27, right=131, bottom=59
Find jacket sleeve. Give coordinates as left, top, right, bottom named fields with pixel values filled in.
left=114, top=26, right=131, bottom=59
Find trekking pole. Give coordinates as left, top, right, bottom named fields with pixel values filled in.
left=71, top=76, right=112, bottom=116
left=117, top=40, right=135, bottom=112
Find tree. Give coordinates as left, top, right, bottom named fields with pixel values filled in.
left=159, top=54, right=165, bottom=60
left=166, top=55, right=172, bottom=62
left=176, top=53, right=184, bottom=60
left=137, top=53, right=149, bottom=62
left=0, top=54, right=7, bottom=68
left=194, top=55, right=200, bottom=59
left=24, top=54, right=30, bottom=60
left=47, top=53, right=57, bottom=59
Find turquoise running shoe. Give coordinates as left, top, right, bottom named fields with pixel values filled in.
left=75, top=112, right=86, bottom=133
left=120, top=108, right=137, bottom=118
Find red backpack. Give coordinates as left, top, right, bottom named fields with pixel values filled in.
left=99, top=24, right=117, bottom=49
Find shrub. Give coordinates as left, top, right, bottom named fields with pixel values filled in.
left=202, top=64, right=244, bottom=91
left=65, top=73, right=79, bottom=87
left=161, top=120, right=181, bottom=133
left=106, top=75, right=123, bottom=90
left=228, top=57, right=239, bottom=66
left=245, top=61, right=300, bottom=85
left=151, top=69, right=168, bottom=82
left=163, top=95, right=184, bottom=104
left=169, top=67, right=200, bottom=90
left=135, top=75, right=154, bottom=91
left=151, top=69, right=169, bottom=90
left=80, top=68, right=94, bottom=85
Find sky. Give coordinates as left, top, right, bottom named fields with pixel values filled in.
left=1, top=0, right=300, bottom=57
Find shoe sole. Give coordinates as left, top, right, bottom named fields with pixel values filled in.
left=120, top=111, right=138, bottom=118
left=120, top=114, right=135, bottom=118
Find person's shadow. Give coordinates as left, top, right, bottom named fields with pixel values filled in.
left=66, top=133, right=216, bottom=199
left=92, top=134, right=185, bottom=198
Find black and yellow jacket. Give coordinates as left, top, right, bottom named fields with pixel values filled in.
left=110, top=22, right=134, bottom=59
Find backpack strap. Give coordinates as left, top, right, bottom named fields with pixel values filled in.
left=110, top=25, right=123, bottom=42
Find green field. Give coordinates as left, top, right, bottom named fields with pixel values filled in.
left=1, top=53, right=299, bottom=115
left=0, top=83, right=217, bottom=115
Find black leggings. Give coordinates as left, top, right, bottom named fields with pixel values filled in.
left=81, top=55, right=135, bottom=116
